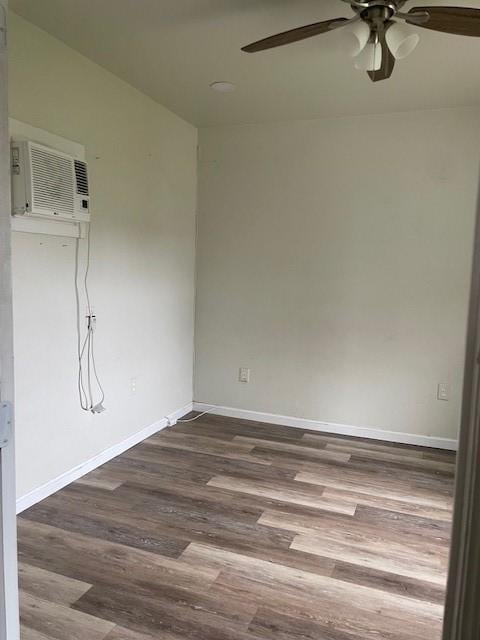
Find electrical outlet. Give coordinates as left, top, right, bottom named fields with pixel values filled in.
left=437, top=383, right=449, bottom=401
left=131, top=378, right=137, bottom=394
left=239, top=367, right=250, bottom=383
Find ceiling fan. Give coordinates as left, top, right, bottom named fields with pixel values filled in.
left=241, top=1, right=480, bottom=82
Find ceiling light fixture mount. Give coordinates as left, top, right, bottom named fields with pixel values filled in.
left=210, top=81, right=236, bottom=93
left=241, top=1, right=480, bottom=82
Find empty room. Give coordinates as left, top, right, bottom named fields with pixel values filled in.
left=0, top=1, right=480, bottom=639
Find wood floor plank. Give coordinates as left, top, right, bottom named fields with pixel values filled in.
left=233, top=435, right=351, bottom=463
left=179, top=543, right=444, bottom=640
left=180, top=542, right=337, bottom=596
left=120, top=443, right=292, bottom=482
left=291, top=533, right=448, bottom=586
left=18, top=563, right=92, bottom=607
left=296, top=467, right=453, bottom=510
left=60, top=464, right=266, bottom=524
left=301, top=432, right=431, bottom=457
left=178, top=415, right=308, bottom=442
left=74, top=562, right=260, bottom=633
left=74, top=585, right=264, bottom=640
left=296, top=454, right=455, bottom=495
left=422, top=449, right=457, bottom=463
left=17, top=519, right=219, bottom=593
left=75, top=469, right=124, bottom=491
left=17, top=413, right=454, bottom=640
left=353, top=504, right=451, bottom=544
left=248, top=606, right=365, bottom=640
left=207, top=474, right=357, bottom=514
left=169, top=421, right=238, bottom=441
left=104, top=626, right=173, bottom=640
left=58, top=478, right=264, bottom=526
left=331, top=560, right=447, bottom=605
left=105, top=451, right=215, bottom=485
left=260, top=510, right=448, bottom=587
left=104, top=460, right=349, bottom=523
left=321, top=487, right=453, bottom=521
left=20, top=592, right=115, bottom=640
left=248, top=446, right=353, bottom=474
left=346, top=457, right=455, bottom=484
left=21, top=500, right=190, bottom=559
left=150, top=431, right=255, bottom=452
left=210, top=574, right=442, bottom=640
left=147, top=431, right=272, bottom=466
left=258, top=506, right=450, bottom=551
left=21, top=482, right=296, bottom=566
left=20, top=625, right=53, bottom=640
left=31, top=479, right=335, bottom=577
left=324, top=444, right=455, bottom=474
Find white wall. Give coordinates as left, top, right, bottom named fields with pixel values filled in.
left=8, top=13, right=480, bottom=501
left=195, top=107, right=480, bottom=441
left=9, top=13, right=198, bottom=499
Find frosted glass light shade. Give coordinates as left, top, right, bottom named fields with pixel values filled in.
left=386, top=22, right=420, bottom=59
left=339, top=21, right=371, bottom=57
left=354, top=42, right=382, bottom=71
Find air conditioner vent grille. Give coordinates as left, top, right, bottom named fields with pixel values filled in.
left=31, top=146, right=75, bottom=216
left=74, top=160, right=89, bottom=196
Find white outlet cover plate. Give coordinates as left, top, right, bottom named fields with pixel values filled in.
left=437, top=383, right=449, bottom=401
left=239, top=368, right=250, bottom=383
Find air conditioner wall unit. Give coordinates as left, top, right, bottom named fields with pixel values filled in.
left=11, top=139, right=90, bottom=223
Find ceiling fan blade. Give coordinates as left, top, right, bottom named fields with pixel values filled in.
left=367, top=30, right=395, bottom=82
left=396, top=11, right=430, bottom=25
left=406, top=6, right=480, bottom=36
left=242, top=17, right=351, bottom=52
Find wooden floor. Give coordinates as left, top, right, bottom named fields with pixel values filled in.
left=18, top=414, right=456, bottom=640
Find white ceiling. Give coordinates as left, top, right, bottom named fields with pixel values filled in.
left=10, top=0, right=480, bottom=126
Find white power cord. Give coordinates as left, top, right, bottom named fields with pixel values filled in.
left=165, top=407, right=214, bottom=426
left=177, top=408, right=213, bottom=423
left=74, top=223, right=106, bottom=414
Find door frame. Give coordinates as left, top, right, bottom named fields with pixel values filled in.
left=0, top=4, right=479, bottom=637
left=443, top=190, right=480, bottom=640
left=0, top=1, right=20, bottom=638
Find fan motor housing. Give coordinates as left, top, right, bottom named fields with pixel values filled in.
left=352, top=1, right=398, bottom=20
left=351, top=0, right=399, bottom=9
left=360, top=5, right=395, bottom=26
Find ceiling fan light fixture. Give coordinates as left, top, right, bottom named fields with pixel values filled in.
left=385, top=22, right=420, bottom=60
left=241, top=2, right=480, bottom=82
left=354, top=41, right=382, bottom=72
left=340, top=20, right=371, bottom=57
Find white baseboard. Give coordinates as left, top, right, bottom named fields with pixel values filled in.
left=16, top=398, right=456, bottom=514
left=16, top=402, right=193, bottom=514
left=193, top=402, right=458, bottom=451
